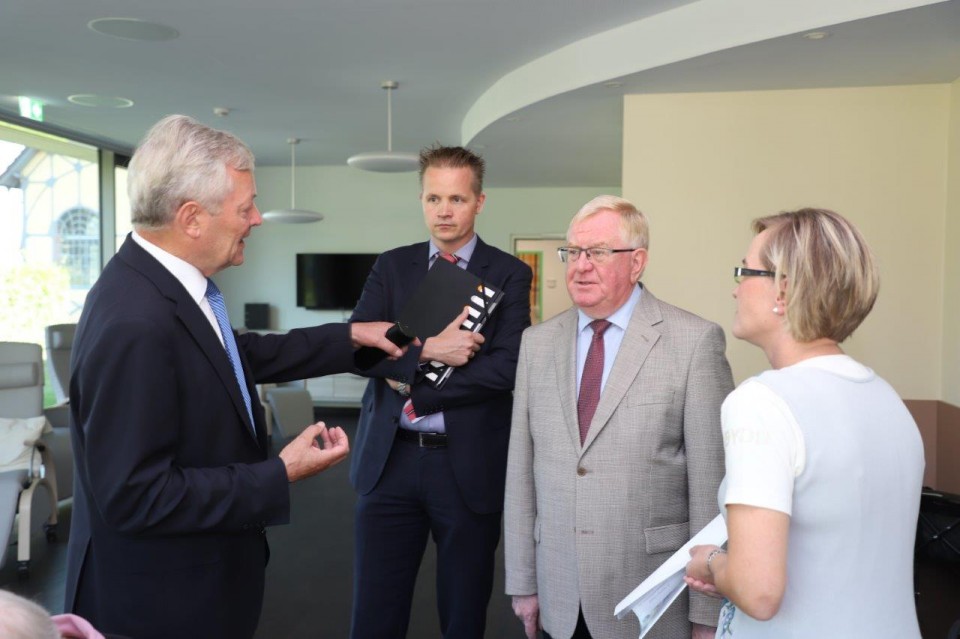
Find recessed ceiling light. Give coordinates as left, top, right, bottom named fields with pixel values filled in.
left=604, top=81, right=624, bottom=88
left=68, top=94, right=134, bottom=108
left=506, top=116, right=522, bottom=122
left=88, top=18, right=180, bottom=42
left=801, top=31, right=830, bottom=41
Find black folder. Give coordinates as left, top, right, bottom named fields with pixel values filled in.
left=398, top=258, right=504, bottom=389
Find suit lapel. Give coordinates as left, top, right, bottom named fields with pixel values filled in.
left=465, top=236, right=491, bottom=282
left=580, top=287, right=663, bottom=453
left=553, top=309, right=583, bottom=450
left=118, top=237, right=259, bottom=443
left=402, top=242, right=430, bottom=298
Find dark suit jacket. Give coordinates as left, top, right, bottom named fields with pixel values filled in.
left=65, top=236, right=357, bottom=639
left=348, top=237, right=531, bottom=514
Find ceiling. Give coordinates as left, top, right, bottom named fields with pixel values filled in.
left=2, top=0, right=959, bottom=187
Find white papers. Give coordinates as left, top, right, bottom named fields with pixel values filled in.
left=614, top=515, right=727, bottom=638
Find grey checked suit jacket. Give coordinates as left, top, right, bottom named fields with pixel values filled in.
left=505, top=286, right=734, bottom=639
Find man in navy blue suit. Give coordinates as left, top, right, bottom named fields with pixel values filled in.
left=349, top=146, right=532, bottom=638
left=65, top=115, right=403, bottom=639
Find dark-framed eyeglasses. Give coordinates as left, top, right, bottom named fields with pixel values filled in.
left=558, top=246, right=636, bottom=264
left=734, top=266, right=776, bottom=284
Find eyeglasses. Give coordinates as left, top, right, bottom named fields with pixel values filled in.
left=558, top=246, right=636, bottom=264
left=734, top=266, right=776, bottom=284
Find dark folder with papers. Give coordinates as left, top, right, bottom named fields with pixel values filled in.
left=400, top=258, right=504, bottom=389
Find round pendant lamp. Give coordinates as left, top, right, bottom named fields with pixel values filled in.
left=262, top=138, right=324, bottom=224
left=347, top=81, right=419, bottom=173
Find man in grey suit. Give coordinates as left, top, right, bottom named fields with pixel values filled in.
left=505, top=195, right=733, bottom=639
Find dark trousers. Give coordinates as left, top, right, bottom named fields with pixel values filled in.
left=543, top=608, right=592, bottom=639
left=350, top=436, right=501, bottom=639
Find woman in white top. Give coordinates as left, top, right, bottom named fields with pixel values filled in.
left=684, top=208, right=924, bottom=638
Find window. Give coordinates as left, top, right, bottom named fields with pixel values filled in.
left=55, top=206, right=100, bottom=288
left=0, top=119, right=127, bottom=403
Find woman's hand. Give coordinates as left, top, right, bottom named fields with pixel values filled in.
left=684, top=575, right=722, bottom=597
left=686, top=544, right=723, bottom=597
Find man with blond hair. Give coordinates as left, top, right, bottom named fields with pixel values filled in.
left=505, top=195, right=733, bottom=639
left=349, top=145, right=531, bottom=638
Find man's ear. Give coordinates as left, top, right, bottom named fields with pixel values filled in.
left=632, top=248, right=649, bottom=283
left=176, top=201, right=203, bottom=239
left=476, top=192, right=486, bottom=214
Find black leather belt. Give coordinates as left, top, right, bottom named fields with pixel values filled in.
left=396, top=428, right=448, bottom=448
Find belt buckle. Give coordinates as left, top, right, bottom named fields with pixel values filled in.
left=418, top=432, right=444, bottom=448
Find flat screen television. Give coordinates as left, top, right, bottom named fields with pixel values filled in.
left=296, top=253, right=378, bottom=310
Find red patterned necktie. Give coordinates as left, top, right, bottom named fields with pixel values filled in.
left=401, top=251, right=461, bottom=422
left=577, top=319, right=611, bottom=444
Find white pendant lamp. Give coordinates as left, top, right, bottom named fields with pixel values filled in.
left=347, top=80, right=419, bottom=173
left=262, top=138, right=324, bottom=224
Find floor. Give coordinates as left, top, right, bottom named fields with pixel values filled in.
left=2, top=408, right=959, bottom=638
left=0, top=409, right=523, bottom=639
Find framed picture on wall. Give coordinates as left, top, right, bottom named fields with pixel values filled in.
left=515, top=250, right=542, bottom=324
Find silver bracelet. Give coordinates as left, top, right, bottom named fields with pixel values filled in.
left=706, top=547, right=726, bottom=575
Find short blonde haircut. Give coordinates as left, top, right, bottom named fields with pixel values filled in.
left=753, top=208, right=879, bottom=343
left=567, top=195, right=649, bottom=249
left=419, top=144, right=485, bottom=196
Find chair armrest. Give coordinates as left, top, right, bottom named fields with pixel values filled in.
left=43, top=403, right=70, bottom=429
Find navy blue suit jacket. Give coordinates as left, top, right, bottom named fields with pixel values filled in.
left=65, top=236, right=356, bottom=639
left=348, top=237, right=532, bottom=514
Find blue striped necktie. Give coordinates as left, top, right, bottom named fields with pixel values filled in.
left=206, top=279, right=255, bottom=434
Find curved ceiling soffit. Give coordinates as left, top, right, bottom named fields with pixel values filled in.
left=460, top=0, right=947, bottom=145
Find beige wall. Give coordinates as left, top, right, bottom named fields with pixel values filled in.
left=623, top=85, right=951, bottom=399
left=944, top=78, right=960, bottom=406
left=216, top=165, right=615, bottom=329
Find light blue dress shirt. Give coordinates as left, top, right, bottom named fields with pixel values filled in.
left=575, top=284, right=642, bottom=398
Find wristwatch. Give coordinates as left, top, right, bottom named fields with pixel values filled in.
left=396, top=381, right=411, bottom=397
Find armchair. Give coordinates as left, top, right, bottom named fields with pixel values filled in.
left=259, top=381, right=315, bottom=441
left=42, top=323, right=76, bottom=500
left=45, top=323, right=75, bottom=405
left=0, top=341, right=60, bottom=578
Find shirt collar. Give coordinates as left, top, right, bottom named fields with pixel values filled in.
left=131, top=230, right=209, bottom=305
left=577, top=283, right=643, bottom=335
left=429, top=233, right=478, bottom=265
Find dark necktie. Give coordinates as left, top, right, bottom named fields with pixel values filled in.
left=577, top=319, right=611, bottom=444
left=206, top=279, right=256, bottom=433
left=402, top=251, right=461, bottom=423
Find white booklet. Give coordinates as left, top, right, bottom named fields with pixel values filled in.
left=614, top=514, right=728, bottom=638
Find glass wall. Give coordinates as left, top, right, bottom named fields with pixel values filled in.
left=0, top=119, right=129, bottom=404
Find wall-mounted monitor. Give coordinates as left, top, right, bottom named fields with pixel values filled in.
left=296, top=253, right=378, bottom=310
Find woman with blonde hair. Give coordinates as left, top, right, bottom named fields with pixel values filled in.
left=685, top=208, right=924, bottom=637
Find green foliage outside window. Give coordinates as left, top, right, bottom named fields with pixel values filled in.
left=0, top=262, right=70, bottom=345
left=0, top=262, right=71, bottom=407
